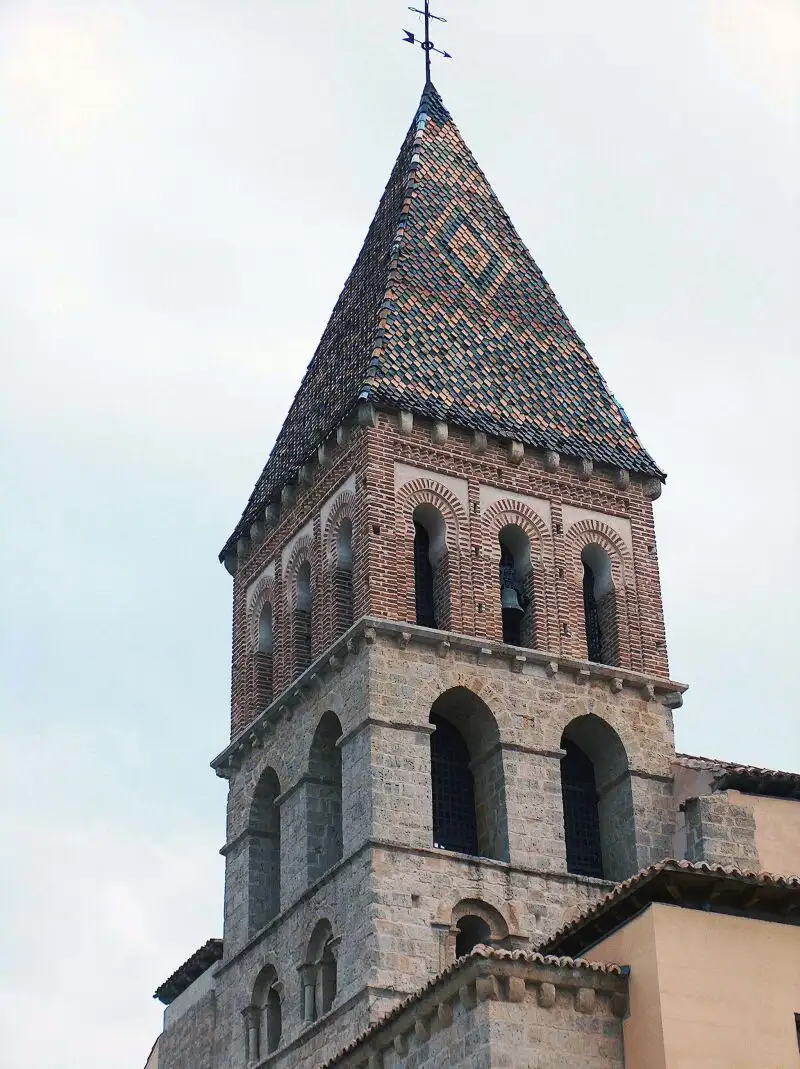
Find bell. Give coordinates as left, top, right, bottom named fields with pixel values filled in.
left=501, top=585, right=523, bottom=613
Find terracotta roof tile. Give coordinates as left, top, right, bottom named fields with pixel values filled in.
left=538, top=859, right=800, bottom=960
left=674, top=753, right=800, bottom=798
left=222, top=84, right=662, bottom=556
left=153, top=938, right=223, bottom=1005
left=320, top=945, right=625, bottom=1068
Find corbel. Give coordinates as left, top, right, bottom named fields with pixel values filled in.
left=544, top=450, right=560, bottom=473
left=298, top=462, right=314, bottom=488
left=511, top=655, right=527, bottom=674
left=615, top=469, right=630, bottom=490
left=470, top=430, right=487, bottom=453
left=507, top=441, right=524, bottom=465
left=575, top=987, right=596, bottom=1014
left=398, top=410, right=414, bottom=435
left=358, top=402, right=377, bottom=428
left=537, top=981, right=556, bottom=1008
left=431, top=421, right=449, bottom=445
left=578, top=458, right=593, bottom=481
left=643, top=477, right=663, bottom=501
left=280, top=484, right=296, bottom=507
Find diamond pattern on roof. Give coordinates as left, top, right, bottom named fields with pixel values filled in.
left=222, top=84, right=662, bottom=556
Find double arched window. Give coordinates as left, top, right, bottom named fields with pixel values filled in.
left=301, top=920, right=338, bottom=1023
left=246, top=966, right=282, bottom=1059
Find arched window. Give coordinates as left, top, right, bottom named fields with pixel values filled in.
left=301, top=921, right=338, bottom=1023
left=246, top=966, right=282, bottom=1059
left=455, top=914, right=491, bottom=958
left=293, top=560, right=312, bottom=674
left=429, top=689, right=508, bottom=862
left=581, top=545, right=619, bottom=666
left=247, top=767, right=281, bottom=934
left=560, top=715, right=635, bottom=882
left=413, top=504, right=449, bottom=630
left=333, top=519, right=353, bottom=636
left=307, top=712, right=343, bottom=884
left=498, top=525, right=534, bottom=647
left=255, top=602, right=274, bottom=710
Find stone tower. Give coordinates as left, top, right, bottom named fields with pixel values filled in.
left=159, top=84, right=688, bottom=1069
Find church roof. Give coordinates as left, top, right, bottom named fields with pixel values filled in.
left=153, top=938, right=223, bottom=1005
left=223, top=83, right=662, bottom=555
left=538, top=860, right=800, bottom=960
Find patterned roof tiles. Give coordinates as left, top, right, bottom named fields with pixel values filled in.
left=222, top=84, right=663, bottom=556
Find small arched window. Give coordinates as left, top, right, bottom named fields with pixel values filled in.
left=498, top=525, right=533, bottom=647
left=255, top=602, right=274, bottom=710
left=293, top=560, right=312, bottom=674
left=455, top=914, right=491, bottom=958
left=302, top=921, right=338, bottom=1023
left=581, top=545, right=619, bottom=666
left=413, top=505, right=449, bottom=630
left=307, top=712, right=343, bottom=884
left=333, top=519, right=353, bottom=637
left=247, top=966, right=282, bottom=1059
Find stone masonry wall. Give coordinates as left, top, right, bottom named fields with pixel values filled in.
left=158, top=992, right=216, bottom=1069
left=200, top=622, right=681, bottom=1069
left=684, top=792, right=760, bottom=870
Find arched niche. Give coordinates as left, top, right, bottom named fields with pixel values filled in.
left=413, top=503, right=449, bottom=630
left=307, top=712, right=343, bottom=885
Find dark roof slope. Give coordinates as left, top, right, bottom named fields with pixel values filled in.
left=153, top=938, right=223, bottom=1005
left=538, top=859, right=800, bottom=960
left=223, top=84, right=662, bottom=555
left=675, top=753, right=800, bottom=799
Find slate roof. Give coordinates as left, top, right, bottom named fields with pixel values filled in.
left=153, top=938, right=223, bottom=1005
left=537, top=859, right=800, bottom=960
left=223, top=83, right=663, bottom=556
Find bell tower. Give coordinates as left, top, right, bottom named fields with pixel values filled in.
left=189, top=84, right=686, bottom=1069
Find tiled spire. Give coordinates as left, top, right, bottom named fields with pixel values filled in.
left=223, top=84, right=661, bottom=555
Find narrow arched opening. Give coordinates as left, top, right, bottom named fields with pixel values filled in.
left=247, top=767, right=281, bottom=934
left=293, top=560, right=312, bottom=674
left=581, top=544, right=619, bottom=666
left=429, top=688, right=508, bottom=862
left=560, top=715, right=635, bottom=881
left=333, top=519, right=353, bottom=637
left=498, top=524, right=534, bottom=647
left=247, top=966, right=282, bottom=1059
left=302, top=920, right=338, bottom=1023
left=255, top=602, right=274, bottom=710
left=307, top=712, right=343, bottom=884
left=413, top=504, right=449, bottom=630
left=455, top=914, right=491, bottom=958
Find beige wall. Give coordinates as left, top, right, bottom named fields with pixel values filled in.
left=728, top=790, right=800, bottom=876
left=589, top=903, right=800, bottom=1069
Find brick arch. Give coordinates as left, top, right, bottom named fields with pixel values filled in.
left=481, top=500, right=555, bottom=651
left=283, top=534, right=316, bottom=611
left=395, top=477, right=469, bottom=633
left=564, top=519, right=636, bottom=668
left=322, top=491, right=357, bottom=566
left=249, top=574, right=277, bottom=648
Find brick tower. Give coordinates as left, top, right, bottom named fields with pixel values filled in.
left=154, top=84, right=689, bottom=1069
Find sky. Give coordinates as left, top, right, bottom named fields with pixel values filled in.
left=0, top=1, right=797, bottom=1065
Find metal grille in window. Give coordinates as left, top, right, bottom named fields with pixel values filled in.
left=561, top=740, right=604, bottom=878
left=583, top=563, right=603, bottom=663
left=430, top=713, right=479, bottom=855
left=414, top=522, right=437, bottom=628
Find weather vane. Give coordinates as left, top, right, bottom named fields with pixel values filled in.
left=403, top=2, right=452, bottom=84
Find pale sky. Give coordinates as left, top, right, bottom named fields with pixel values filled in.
left=0, top=2, right=797, bottom=1066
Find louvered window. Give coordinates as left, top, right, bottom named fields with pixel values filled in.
left=561, top=740, right=604, bottom=878
left=430, top=713, right=478, bottom=856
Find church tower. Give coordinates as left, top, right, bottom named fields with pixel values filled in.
left=158, top=84, right=689, bottom=1069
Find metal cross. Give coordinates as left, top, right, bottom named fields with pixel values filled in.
left=403, top=2, right=452, bottom=84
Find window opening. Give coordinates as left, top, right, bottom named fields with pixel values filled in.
left=561, top=740, right=604, bottom=878
left=455, top=914, right=491, bottom=958
left=583, top=561, right=603, bottom=663
left=430, top=712, right=479, bottom=855
left=414, top=521, right=437, bottom=627
left=499, top=542, right=527, bottom=645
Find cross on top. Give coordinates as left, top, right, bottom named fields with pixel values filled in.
left=403, top=2, right=452, bottom=84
